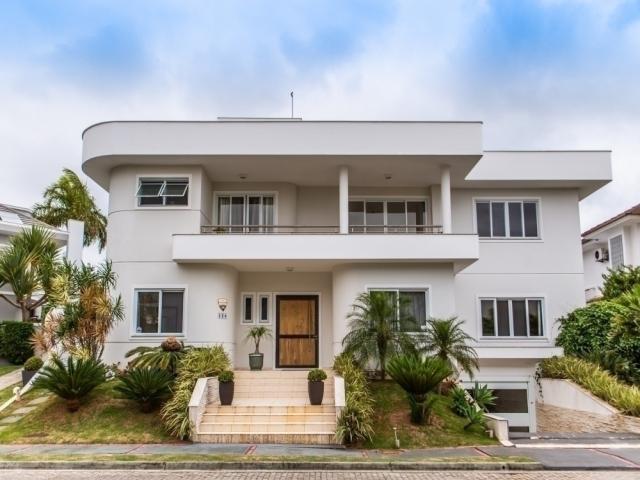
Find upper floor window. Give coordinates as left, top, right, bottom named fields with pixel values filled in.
left=135, top=289, right=184, bottom=335
left=217, top=194, right=274, bottom=232
left=609, top=234, right=624, bottom=269
left=475, top=200, right=539, bottom=239
left=349, top=200, right=427, bottom=233
left=137, top=178, right=189, bottom=206
left=368, top=288, right=429, bottom=331
left=480, top=297, right=544, bottom=338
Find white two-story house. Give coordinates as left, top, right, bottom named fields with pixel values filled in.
left=81, top=119, right=611, bottom=432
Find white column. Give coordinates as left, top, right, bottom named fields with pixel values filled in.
left=65, top=219, right=85, bottom=265
left=339, top=166, right=349, bottom=234
left=440, top=165, right=452, bottom=234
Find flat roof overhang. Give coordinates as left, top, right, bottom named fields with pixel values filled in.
left=81, top=120, right=484, bottom=190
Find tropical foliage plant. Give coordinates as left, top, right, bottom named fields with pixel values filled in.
left=32, top=260, right=123, bottom=360
left=0, top=226, right=59, bottom=321
left=469, top=382, right=496, bottom=413
left=333, top=353, right=374, bottom=444
left=244, top=326, right=272, bottom=354
left=611, top=285, right=640, bottom=369
left=0, top=321, right=35, bottom=364
left=126, top=337, right=191, bottom=375
left=114, top=367, right=174, bottom=413
left=601, top=265, right=640, bottom=300
left=386, top=354, right=451, bottom=424
left=423, top=317, right=478, bottom=379
left=342, top=291, right=423, bottom=380
left=33, top=168, right=108, bottom=251
left=34, top=355, right=105, bottom=412
left=161, top=345, right=230, bottom=439
left=539, top=356, right=640, bottom=416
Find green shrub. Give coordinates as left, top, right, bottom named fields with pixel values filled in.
left=387, top=355, right=451, bottom=424
left=469, top=382, right=496, bottom=413
left=115, top=367, right=173, bottom=413
left=333, top=353, right=374, bottom=444
left=459, top=402, right=486, bottom=430
left=308, top=368, right=327, bottom=382
left=23, top=356, right=43, bottom=371
left=611, top=285, right=640, bottom=369
left=450, top=386, right=468, bottom=416
left=556, top=301, right=626, bottom=358
left=0, top=321, right=34, bottom=364
left=161, top=345, right=230, bottom=439
left=218, top=370, right=234, bottom=383
left=125, top=337, right=191, bottom=375
left=539, top=356, right=640, bottom=416
left=34, top=355, right=105, bottom=412
left=602, top=265, right=640, bottom=300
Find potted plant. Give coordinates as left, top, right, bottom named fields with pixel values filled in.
left=307, top=368, right=327, bottom=405
left=22, top=356, right=43, bottom=386
left=245, top=326, right=272, bottom=371
left=218, top=370, right=234, bottom=405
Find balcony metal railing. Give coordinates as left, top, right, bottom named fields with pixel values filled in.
left=200, top=225, right=444, bottom=234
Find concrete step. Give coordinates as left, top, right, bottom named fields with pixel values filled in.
left=199, top=421, right=336, bottom=434
left=193, top=432, right=339, bottom=444
left=201, top=413, right=336, bottom=422
left=204, top=405, right=337, bottom=415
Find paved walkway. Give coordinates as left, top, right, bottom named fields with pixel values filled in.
left=0, top=370, right=20, bottom=391
left=538, top=403, right=640, bottom=434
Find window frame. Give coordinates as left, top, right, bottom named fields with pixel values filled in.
left=132, top=286, right=187, bottom=337
left=214, top=192, right=279, bottom=230
left=257, top=292, right=272, bottom=325
left=348, top=196, right=431, bottom=233
left=473, top=197, right=542, bottom=241
left=609, top=234, right=625, bottom=269
left=478, top=296, right=546, bottom=339
left=135, top=175, right=191, bottom=208
left=367, top=285, right=431, bottom=331
left=241, top=292, right=256, bottom=325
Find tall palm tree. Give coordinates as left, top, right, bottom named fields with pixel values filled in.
left=423, top=317, right=479, bottom=379
left=32, top=168, right=107, bottom=251
left=0, top=226, right=59, bottom=321
left=342, top=291, right=424, bottom=380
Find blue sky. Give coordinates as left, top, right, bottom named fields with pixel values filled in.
left=1, top=0, right=640, bottom=259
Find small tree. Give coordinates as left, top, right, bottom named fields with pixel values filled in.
left=32, top=260, right=123, bottom=360
left=245, top=326, right=272, bottom=354
left=423, top=317, right=478, bottom=379
left=0, top=226, right=59, bottom=321
left=601, top=265, right=640, bottom=300
left=342, top=291, right=424, bottom=380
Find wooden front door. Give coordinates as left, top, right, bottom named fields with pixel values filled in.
left=276, top=295, right=319, bottom=368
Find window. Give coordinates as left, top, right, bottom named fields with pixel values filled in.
left=480, top=298, right=544, bottom=338
left=135, top=289, right=184, bottom=334
left=258, top=293, right=271, bottom=324
left=369, top=288, right=429, bottom=330
left=217, top=195, right=274, bottom=232
left=242, top=293, right=255, bottom=324
left=349, top=200, right=427, bottom=233
left=609, top=235, right=624, bottom=269
left=475, top=200, right=539, bottom=239
left=137, top=178, right=189, bottom=206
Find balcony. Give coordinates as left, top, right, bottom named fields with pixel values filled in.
left=172, top=225, right=479, bottom=272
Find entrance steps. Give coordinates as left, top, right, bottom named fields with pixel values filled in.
left=190, top=370, right=343, bottom=444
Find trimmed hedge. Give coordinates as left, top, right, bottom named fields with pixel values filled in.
left=0, top=321, right=35, bottom=364
left=539, top=356, right=640, bottom=416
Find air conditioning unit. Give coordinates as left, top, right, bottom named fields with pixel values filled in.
left=594, top=248, right=609, bottom=263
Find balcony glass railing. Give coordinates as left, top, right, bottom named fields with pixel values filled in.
left=200, top=225, right=444, bottom=234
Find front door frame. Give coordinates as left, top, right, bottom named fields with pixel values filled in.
left=275, top=294, right=320, bottom=369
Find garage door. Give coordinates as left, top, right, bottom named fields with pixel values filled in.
left=462, top=380, right=535, bottom=432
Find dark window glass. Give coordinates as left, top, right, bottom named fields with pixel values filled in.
left=512, top=300, right=527, bottom=336
left=137, top=291, right=159, bottom=333
left=163, top=181, right=189, bottom=205
left=476, top=202, right=491, bottom=237
left=508, top=202, right=523, bottom=237
left=528, top=299, right=543, bottom=336
left=481, top=299, right=495, bottom=336
left=407, top=201, right=426, bottom=232
left=399, top=291, right=426, bottom=329
left=349, top=201, right=364, bottom=233
left=523, top=202, right=538, bottom=237
left=387, top=202, right=406, bottom=231
left=244, top=296, right=253, bottom=322
left=260, top=296, right=269, bottom=322
left=487, top=389, right=529, bottom=413
left=139, top=195, right=163, bottom=206
left=365, top=202, right=384, bottom=232
left=161, top=291, right=184, bottom=333
left=491, top=202, right=506, bottom=237
left=497, top=300, right=510, bottom=336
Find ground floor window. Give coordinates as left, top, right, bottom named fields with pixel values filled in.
left=368, top=288, right=429, bottom=330
left=135, top=289, right=184, bottom=334
left=480, top=297, right=544, bottom=338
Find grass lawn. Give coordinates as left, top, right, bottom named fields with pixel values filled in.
left=0, top=364, right=21, bottom=377
left=364, top=381, right=498, bottom=449
left=0, top=382, right=20, bottom=405
left=0, top=381, right=179, bottom=444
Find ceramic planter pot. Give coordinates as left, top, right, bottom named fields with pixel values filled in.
left=219, top=381, right=234, bottom=405
left=249, top=353, right=264, bottom=371
left=22, top=370, right=36, bottom=386
left=308, top=380, right=324, bottom=405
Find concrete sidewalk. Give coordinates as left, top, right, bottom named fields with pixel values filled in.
left=0, top=443, right=638, bottom=470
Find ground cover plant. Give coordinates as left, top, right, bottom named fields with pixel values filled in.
left=114, top=367, right=173, bottom=413
left=333, top=353, right=374, bottom=444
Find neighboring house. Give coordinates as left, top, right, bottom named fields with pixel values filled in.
left=81, top=119, right=611, bottom=432
left=0, top=203, right=70, bottom=321
left=582, top=203, right=640, bottom=301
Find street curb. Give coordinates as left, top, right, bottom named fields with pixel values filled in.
left=0, top=460, right=544, bottom=471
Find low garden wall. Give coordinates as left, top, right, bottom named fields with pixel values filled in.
left=537, top=378, right=619, bottom=416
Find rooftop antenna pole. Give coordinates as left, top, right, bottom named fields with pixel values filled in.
left=290, top=91, right=294, bottom=118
